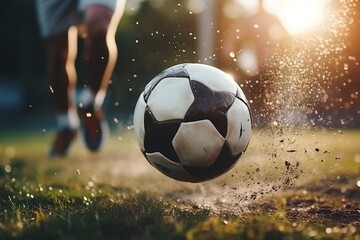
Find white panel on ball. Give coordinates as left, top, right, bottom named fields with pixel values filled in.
left=184, top=64, right=237, bottom=95
left=225, top=99, right=252, bottom=155
left=236, top=85, right=247, bottom=102
left=173, top=120, right=225, bottom=167
left=133, top=93, right=147, bottom=151
left=147, top=77, right=195, bottom=122
left=146, top=152, right=196, bottom=182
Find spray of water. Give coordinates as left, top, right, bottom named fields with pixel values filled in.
left=262, top=0, right=357, bottom=128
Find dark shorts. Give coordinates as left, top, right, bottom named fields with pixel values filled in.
left=36, top=0, right=120, bottom=38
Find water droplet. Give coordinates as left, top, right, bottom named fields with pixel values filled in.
left=4, top=165, right=11, bottom=173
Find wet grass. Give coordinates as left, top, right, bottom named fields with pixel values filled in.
left=0, top=128, right=359, bottom=239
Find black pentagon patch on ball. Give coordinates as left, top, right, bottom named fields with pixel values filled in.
left=183, top=143, right=241, bottom=182
left=143, top=64, right=190, bottom=102
left=143, top=107, right=181, bottom=163
left=184, top=80, right=235, bottom=138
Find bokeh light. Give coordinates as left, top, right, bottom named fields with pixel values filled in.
left=264, top=0, right=329, bottom=35
left=231, top=0, right=330, bottom=35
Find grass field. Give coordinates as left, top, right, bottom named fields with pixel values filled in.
left=0, top=127, right=359, bottom=239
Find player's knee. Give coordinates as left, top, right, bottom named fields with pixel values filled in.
left=84, top=7, right=113, bottom=40
left=87, top=22, right=109, bottom=41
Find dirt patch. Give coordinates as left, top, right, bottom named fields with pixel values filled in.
left=284, top=175, right=360, bottom=226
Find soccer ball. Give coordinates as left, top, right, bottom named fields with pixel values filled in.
left=133, top=63, right=252, bottom=182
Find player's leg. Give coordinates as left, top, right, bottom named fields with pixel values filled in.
left=36, top=0, right=81, bottom=156
left=46, top=27, right=80, bottom=156
left=78, top=0, right=125, bottom=151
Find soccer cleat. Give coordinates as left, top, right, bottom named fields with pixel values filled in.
left=78, top=106, right=108, bottom=151
left=49, top=128, right=77, bottom=157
